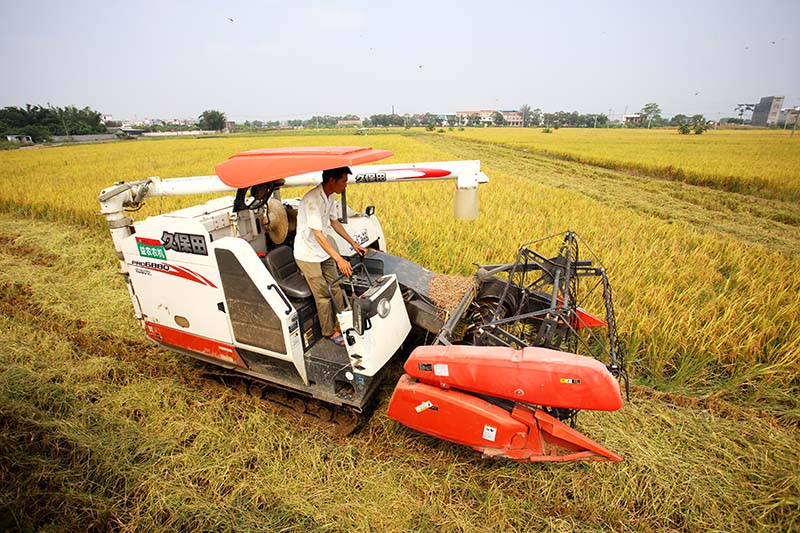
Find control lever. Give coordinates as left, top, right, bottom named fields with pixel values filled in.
left=328, top=262, right=372, bottom=315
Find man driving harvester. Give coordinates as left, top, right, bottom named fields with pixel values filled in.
left=294, top=166, right=367, bottom=347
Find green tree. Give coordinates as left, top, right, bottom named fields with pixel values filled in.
left=0, top=104, right=106, bottom=137
left=198, top=110, right=226, bottom=131
left=467, top=114, right=481, bottom=127
left=530, top=108, right=542, bottom=127
left=519, top=104, right=532, bottom=127
left=692, top=116, right=711, bottom=134
left=735, top=103, right=755, bottom=122
left=669, top=114, right=689, bottom=126
left=19, top=125, right=52, bottom=142
left=640, top=103, right=661, bottom=128
left=492, top=111, right=506, bottom=126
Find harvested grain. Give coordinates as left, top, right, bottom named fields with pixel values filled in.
left=428, top=274, right=475, bottom=317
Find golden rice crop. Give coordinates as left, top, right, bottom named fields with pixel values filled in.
left=451, top=127, right=800, bottom=201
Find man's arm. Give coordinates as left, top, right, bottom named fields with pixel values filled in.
left=311, top=229, right=354, bottom=277
left=330, top=219, right=367, bottom=257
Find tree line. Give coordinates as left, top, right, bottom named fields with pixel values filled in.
left=1, top=102, right=736, bottom=144
left=0, top=104, right=106, bottom=141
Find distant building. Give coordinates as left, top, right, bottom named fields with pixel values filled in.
left=336, top=118, right=362, bottom=127
left=751, top=96, right=784, bottom=126
left=778, top=107, right=799, bottom=127
left=116, top=128, right=145, bottom=138
left=5, top=134, right=33, bottom=143
left=623, top=114, right=643, bottom=125
left=456, top=109, right=524, bottom=126
left=501, top=111, right=523, bottom=127
left=456, top=110, right=494, bottom=126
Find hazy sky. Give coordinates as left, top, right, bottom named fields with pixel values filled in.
left=2, top=0, right=798, bottom=122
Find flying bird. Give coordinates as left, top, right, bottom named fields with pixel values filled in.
left=418, top=65, right=423, bottom=68
left=227, top=17, right=234, bottom=22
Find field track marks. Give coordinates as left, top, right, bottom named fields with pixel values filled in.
left=0, top=235, right=59, bottom=266
left=420, top=135, right=800, bottom=257
left=0, top=280, right=204, bottom=386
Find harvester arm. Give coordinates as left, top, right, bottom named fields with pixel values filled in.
left=282, top=160, right=488, bottom=220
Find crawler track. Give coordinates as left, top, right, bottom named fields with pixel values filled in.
left=202, top=370, right=367, bottom=436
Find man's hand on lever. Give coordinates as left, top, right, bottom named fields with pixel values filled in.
left=336, top=255, right=353, bottom=277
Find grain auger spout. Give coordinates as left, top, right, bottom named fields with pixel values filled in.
left=388, top=231, right=627, bottom=462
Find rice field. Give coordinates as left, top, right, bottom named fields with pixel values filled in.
left=450, top=127, right=800, bottom=202
left=0, top=131, right=798, bottom=531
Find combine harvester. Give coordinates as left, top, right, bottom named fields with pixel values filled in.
left=99, top=146, right=626, bottom=462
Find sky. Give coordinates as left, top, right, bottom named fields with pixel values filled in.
left=1, top=0, right=798, bottom=122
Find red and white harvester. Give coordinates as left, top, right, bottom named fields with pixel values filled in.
left=100, top=146, right=626, bottom=462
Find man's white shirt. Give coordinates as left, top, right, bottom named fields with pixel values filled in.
left=294, top=184, right=338, bottom=263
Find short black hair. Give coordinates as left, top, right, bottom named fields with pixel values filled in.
left=321, top=166, right=352, bottom=184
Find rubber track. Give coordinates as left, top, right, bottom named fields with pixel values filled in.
left=201, top=369, right=368, bottom=436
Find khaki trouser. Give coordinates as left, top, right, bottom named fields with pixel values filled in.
left=295, top=257, right=346, bottom=337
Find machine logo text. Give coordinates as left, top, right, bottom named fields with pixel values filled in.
left=354, top=172, right=387, bottom=183
left=161, top=231, right=208, bottom=255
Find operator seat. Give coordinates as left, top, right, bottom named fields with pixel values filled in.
left=263, top=245, right=321, bottom=351
left=263, top=245, right=312, bottom=300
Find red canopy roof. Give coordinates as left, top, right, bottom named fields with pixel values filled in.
left=215, top=146, right=394, bottom=188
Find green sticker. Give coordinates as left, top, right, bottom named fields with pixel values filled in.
left=136, top=237, right=167, bottom=260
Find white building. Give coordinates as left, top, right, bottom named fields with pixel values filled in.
left=501, top=111, right=523, bottom=127
left=778, top=107, right=799, bottom=127
left=5, top=134, right=33, bottom=143
left=456, top=109, right=524, bottom=126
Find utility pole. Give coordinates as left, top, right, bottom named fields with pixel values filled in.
left=593, top=114, right=598, bottom=128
